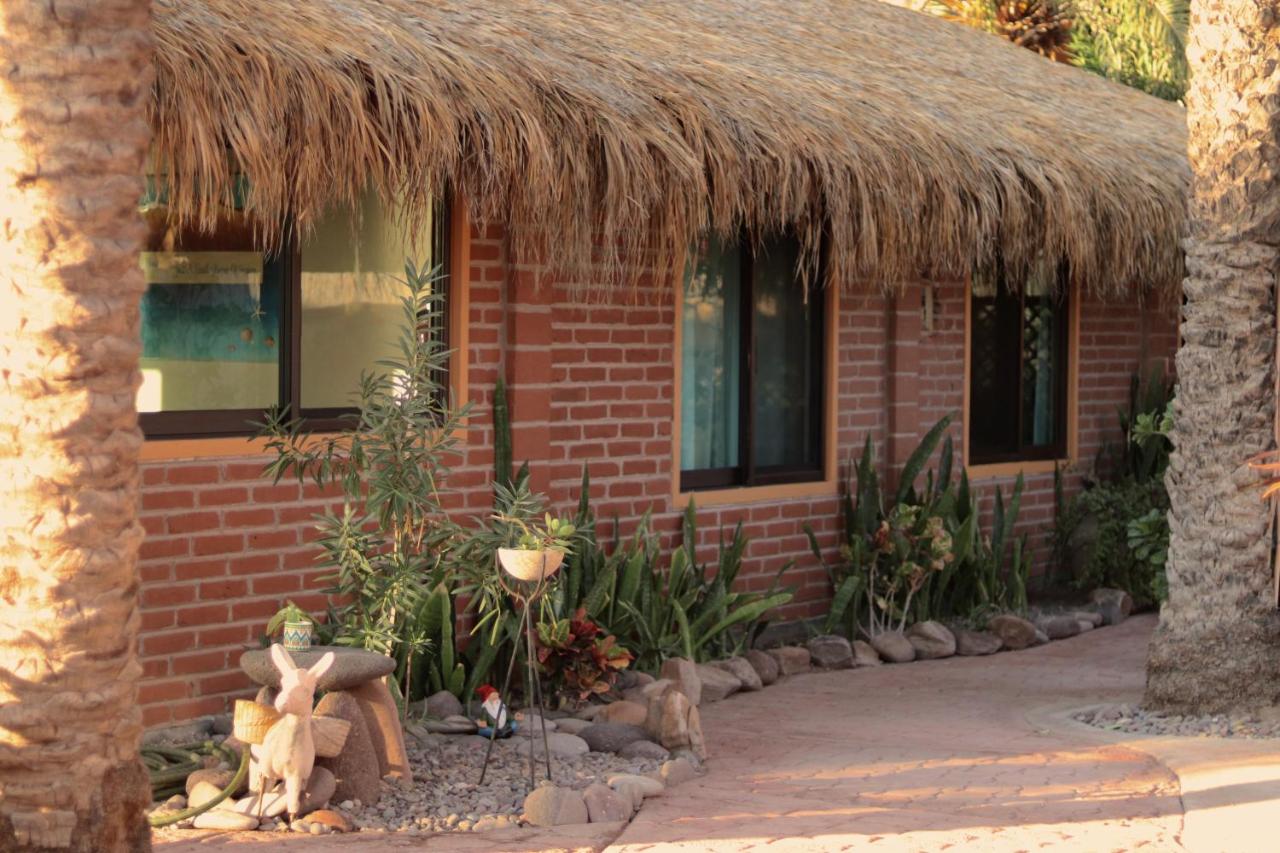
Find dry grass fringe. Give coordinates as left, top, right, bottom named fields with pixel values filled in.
left=152, top=0, right=1188, bottom=298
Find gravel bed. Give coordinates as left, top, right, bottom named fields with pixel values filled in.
left=350, top=729, right=658, bottom=835
left=1073, top=703, right=1280, bottom=739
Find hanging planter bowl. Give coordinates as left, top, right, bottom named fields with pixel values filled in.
left=497, top=548, right=564, bottom=583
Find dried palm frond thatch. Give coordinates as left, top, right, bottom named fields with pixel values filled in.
left=151, top=0, right=1188, bottom=297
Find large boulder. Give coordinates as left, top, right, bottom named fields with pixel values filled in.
left=1035, top=614, right=1082, bottom=640
left=807, top=635, right=854, bottom=669
left=955, top=629, right=1003, bottom=656
left=852, top=641, right=882, bottom=667
left=988, top=614, right=1037, bottom=651
left=744, top=650, right=780, bottom=685
left=870, top=631, right=916, bottom=663
left=694, top=664, right=741, bottom=702
left=583, top=782, right=632, bottom=822
left=523, top=785, right=589, bottom=827
left=1091, top=588, right=1133, bottom=626
left=239, top=646, right=395, bottom=692
left=712, top=657, right=763, bottom=691
left=313, top=691, right=381, bottom=807
left=659, top=658, right=702, bottom=707
left=767, top=646, right=812, bottom=675
left=579, top=722, right=650, bottom=753
left=644, top=684, right=706, bottom=759
left=906, top=621, right=956, bottom=660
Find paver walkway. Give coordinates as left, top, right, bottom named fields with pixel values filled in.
left=159, top=614, right=1280, bottom=852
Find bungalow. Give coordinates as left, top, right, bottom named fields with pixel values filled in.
left=138, top=0, right=1186, bottom=727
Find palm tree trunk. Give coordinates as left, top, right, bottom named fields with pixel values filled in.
left=0, top=2, right=154, bottom=849
left=1146, top=0, right=1280, bottom=713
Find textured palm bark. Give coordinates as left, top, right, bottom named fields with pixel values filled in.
left=0, top=1, right=154, bottom=849
left=1146, top=0, right=1280, bottom=713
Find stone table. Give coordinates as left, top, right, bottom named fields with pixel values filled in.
left=239, top=646, right=412, bottom=783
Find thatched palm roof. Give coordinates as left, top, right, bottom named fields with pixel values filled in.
left=152, top=0, right=1188, bottom=295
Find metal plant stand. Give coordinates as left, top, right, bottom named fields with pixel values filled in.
left=478, top=550, right=557, bottom=788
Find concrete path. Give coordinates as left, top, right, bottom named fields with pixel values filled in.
left=158, top=615, right=1280, bottom=852
left=608, top=614, right=1277, bottom=853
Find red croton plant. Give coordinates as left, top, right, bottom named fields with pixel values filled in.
left=536, top=608, right=634, bottom=703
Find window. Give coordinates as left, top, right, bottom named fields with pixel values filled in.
left=138, top=188, right=448, bottom=439
left=967, top=262, right=1070, bottom=465
left=680, top=234, right=825, bottom=491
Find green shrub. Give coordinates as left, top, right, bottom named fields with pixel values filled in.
left=259, top=261, right=470, bottom=707
left=1073, top=479, right=1168, bottom=607
left=807, top=414, right=1030, bottom=637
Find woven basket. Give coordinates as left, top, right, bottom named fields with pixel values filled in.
left=233, top=699, right=281, bottom=745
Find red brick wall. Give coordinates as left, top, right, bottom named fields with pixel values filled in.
left=135, top=222, right=1178, bottom=727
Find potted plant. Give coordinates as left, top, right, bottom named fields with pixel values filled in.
left=267, top=601, right=314, bottom=652
left=495, top=512, right=576, bottom=583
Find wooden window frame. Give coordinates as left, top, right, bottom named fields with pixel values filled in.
left=963, top=271, right=1080, bottom=479
left=675, top=235, right=834, bottom=499
left=139, top=200, right=452, bottom=441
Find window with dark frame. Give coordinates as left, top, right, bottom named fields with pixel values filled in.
left=967, top=262, right=1070, bottom=465
left=137, top=190, right=450, bottom=440
left=679, top=233, right=826, bottom=491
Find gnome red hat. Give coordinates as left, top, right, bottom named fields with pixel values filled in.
left=476, top=684, right=498, bottom=701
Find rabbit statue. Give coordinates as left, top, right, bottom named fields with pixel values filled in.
left=250, top=644, right=335, bottom=821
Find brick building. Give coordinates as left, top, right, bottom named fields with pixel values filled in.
left=137, top=0, right=1188, bottom=726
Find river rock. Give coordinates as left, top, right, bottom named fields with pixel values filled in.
left=870, top=631, right=916, bottom=663
left=660, top=757, right=698, bottom=787
left=1072, top=610, right=1104, bottom=627
left=767, top=646, right=811, bottom=675
left=192, top=810, right=259, bottom=831
left=579, top=722, right=649, bottom=753
left=297, top=809, right=351, bottom=833
left=955, top=629, right=1003, bottom=656
left=598, top=700, right=648, bottom=726
left=712, top=656, right=763, bottom=691
left=988, top=614, right=1037, bottom=650
left=609, top=772, right=664, bottom=798
left=744, top=649, right=780, bottom=685
left=421, top=714, right=478, bottom=734
left=531, top=732, right=590, bottom=758
left=1091, top=588, right=1133, bottom=625
left=187, top=780, right=229, bottom=811
left=314, top=692, right=381, bottom=807
left=807, top=635, right=854, bottom=669
left=852, top=640, right=882, bottom=666
left=660, top=658, right=702, bottom=706
left=555, top=717, right=593, bottom=735
left=1034, top=628, right=1050, bottom=645
left=1036, top=614, right=1081, bottom=640
left=423, top=690, right=464, bottom=719
left=619, top=739, right=670, bottom=761
left=906, top=621, right=956, bottom=659
left=239, top=646, right=396, bottom=692
left=186, top=768, right=246, bottom=798
left=227, top=767, right=335, bottom=818
left=1077, top=619, right=1096, bottom=633
left=523, top=785, right=589, bottom=827
left=694, top=664, right=741, bottom=702
left=583, top=782, right=631, bottom=822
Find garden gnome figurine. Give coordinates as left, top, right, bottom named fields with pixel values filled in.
left=475, top=684, right=515, bottom=738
